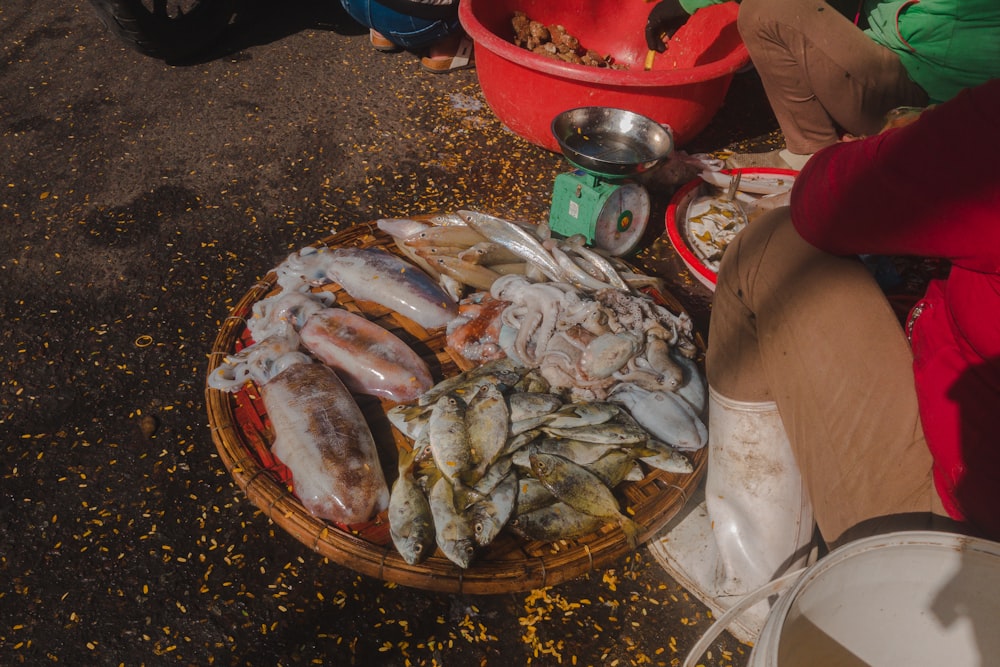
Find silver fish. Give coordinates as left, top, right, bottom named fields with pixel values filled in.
left=457, top=241, right=523, bottom=266
left=609, top=384, right=707, bottom=451
left=528, top=452, right=641, bottom=548
left=558, top=237, right=630, bottom=291
left=549, top=243, right=617, bottom=291
left=540, top=422, right=648, bottom=445
left=514, top=476, right=557, bottom=516
left=468, top=472, right=519, bottom=547
left=465, top=382, right=510, bottom=482
left=672, top=352, right=707, bottom=415
left=417, top=357, right=524, bottom=406
left=509, top=501, right=606, bottom=542
left=402, top=224, right=487, bottom=249
left=428, top=391, right=477, bottom=487
left=586, top=449, right=646, bottom=486
left=458, top=210, right=566, bottom=282
left=428, top=476, right=477, bottom=568
left=376, top=217, right=432, bottom=241
left=507, top=391, right=563, bottom=422
left=388, top=448, right=436, bottom=565
left=386, top=403, right=431, bottom=441
left=514, top=437, right=639, bottom=468
left=541, top=401, right=621, bottom=429
left=639, top=439, right=695, bottom=474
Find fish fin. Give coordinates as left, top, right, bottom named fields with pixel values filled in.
left=452, top=482, right=482, bottom=511
left=619, top=516, right=642, bottom=550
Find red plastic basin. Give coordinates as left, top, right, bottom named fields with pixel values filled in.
left=459, top=0, right=749, bottom=152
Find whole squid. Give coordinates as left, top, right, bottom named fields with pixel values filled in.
left=275, top=245, right=459, bottom=330
left=209, top=336, right=390, bottom=525
left=298, top=307, right=433, bottom=403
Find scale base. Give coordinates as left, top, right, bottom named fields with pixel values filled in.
left=548, top=171, right=649, bottom=256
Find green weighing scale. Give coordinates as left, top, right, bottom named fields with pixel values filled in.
left=548, top=107, right=674, bottom=256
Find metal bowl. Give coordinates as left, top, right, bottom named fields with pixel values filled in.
left=552, top=107, right=674, bottom=178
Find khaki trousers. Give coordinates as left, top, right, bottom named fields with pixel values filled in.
left=706, top=208, right=947, bottom=546
left=738, top=0, right=928, bottom=154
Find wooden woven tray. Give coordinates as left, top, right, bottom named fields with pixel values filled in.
left=205, top=219, right=707, bottom=594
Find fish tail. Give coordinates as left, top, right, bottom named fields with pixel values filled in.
left=620, top=516, right=642, bottom=550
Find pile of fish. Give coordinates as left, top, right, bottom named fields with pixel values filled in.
left=386, top=358, right=695, bottom=567
left=207, top=209, right=708, bottom=568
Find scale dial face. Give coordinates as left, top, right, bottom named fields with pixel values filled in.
left=594, top=183, right=650, bottom=256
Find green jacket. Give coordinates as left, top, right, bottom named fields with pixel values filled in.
left=865, top=0, right=1000, bottom=103
left=680, top=0, right=1000, bottom=104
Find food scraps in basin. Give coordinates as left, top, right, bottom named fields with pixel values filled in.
left=511, top=11, right=628, bottom=69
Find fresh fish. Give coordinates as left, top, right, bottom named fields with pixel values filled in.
left=507, top=391, right=563, bottom=422
left=428, top=476, right=477, bottom=568
left=469, top=454, right=514, bottom=500
left=639, top=439, right=695, bottom=474
left=428, top=391, right=477, bottom=487
left=529, top=452, right=641, bottom=548
left=609, top=384, right=707, bottom=451
left=457, top=241, right=522, bottom=266
left=512, top=438, right=635, bottom=468
left=541, top=422, right=648, bottom=445
left=514, top=476, right=557, bottom=515
left=509, top=501, right=606, bottom=542
left=429, top=254, right=503, bottom=292
left=558, top=237, right=630, bottom=291
left=458, top=210, right=566, bottom=282
left=417, top=357, right=524, bottom=406
left=468, top=472, right=519, bottom=547
left=298, top=308, right=433, bottom=403
left=376, top=217, right=432, bottom=240
left=465, top=382, right=510, bottom=481
left=548, top=243, right=617, bottom=291
left=541, top=401, right=620, bottom=429
left=386, top=402, right=431, bottom=441
left=388, top=448, right=436, bottom=565
left=402, top=224, right=488, bottom=249
left=672, top=352, right=707, bottom=415
left=586, top=449, right=646, bottom=486
left=503, top=428, right=544, bottom=456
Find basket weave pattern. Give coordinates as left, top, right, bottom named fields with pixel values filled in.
left=205, top=221, right=706, bottom=594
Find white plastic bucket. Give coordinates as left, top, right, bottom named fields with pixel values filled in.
left=750, top=531, right=1000, bottom=667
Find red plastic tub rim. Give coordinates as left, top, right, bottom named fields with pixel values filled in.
left=665, top=168, right=799, bottom=287
left=459, top=0, right=749, bottom=87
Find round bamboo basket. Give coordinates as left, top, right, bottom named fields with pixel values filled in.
left=205, top=218, right=707, bottom=594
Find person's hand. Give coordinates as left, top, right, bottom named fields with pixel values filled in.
left=645, top=0, right=690, bottom=52
left=879, top=106, right=929, bottom=133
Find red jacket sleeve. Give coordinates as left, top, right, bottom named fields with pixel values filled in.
left=789, top=79, right=1000, bottom=274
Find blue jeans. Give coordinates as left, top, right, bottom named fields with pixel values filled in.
left=339, top=0, right=460, bottom=51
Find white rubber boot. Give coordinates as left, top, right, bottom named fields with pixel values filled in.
left=648, top=387, right=815, bottom=644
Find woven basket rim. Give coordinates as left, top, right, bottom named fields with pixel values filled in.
left=205, top=218, right=706, bottom=594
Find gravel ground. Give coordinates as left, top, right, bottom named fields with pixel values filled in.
left=1, top=2, right=779, bottom=664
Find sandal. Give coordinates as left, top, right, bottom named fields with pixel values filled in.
left=370, top=29, right=401, bottom=53
left=420, top=35, right=475, bottom=74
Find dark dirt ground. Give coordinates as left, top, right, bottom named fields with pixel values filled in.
left=1, top=2, right=782, bottom=665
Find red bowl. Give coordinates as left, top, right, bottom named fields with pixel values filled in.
left=459, top=0, right=749, bottom=152
left=665, top=168, right=798, bottom=290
